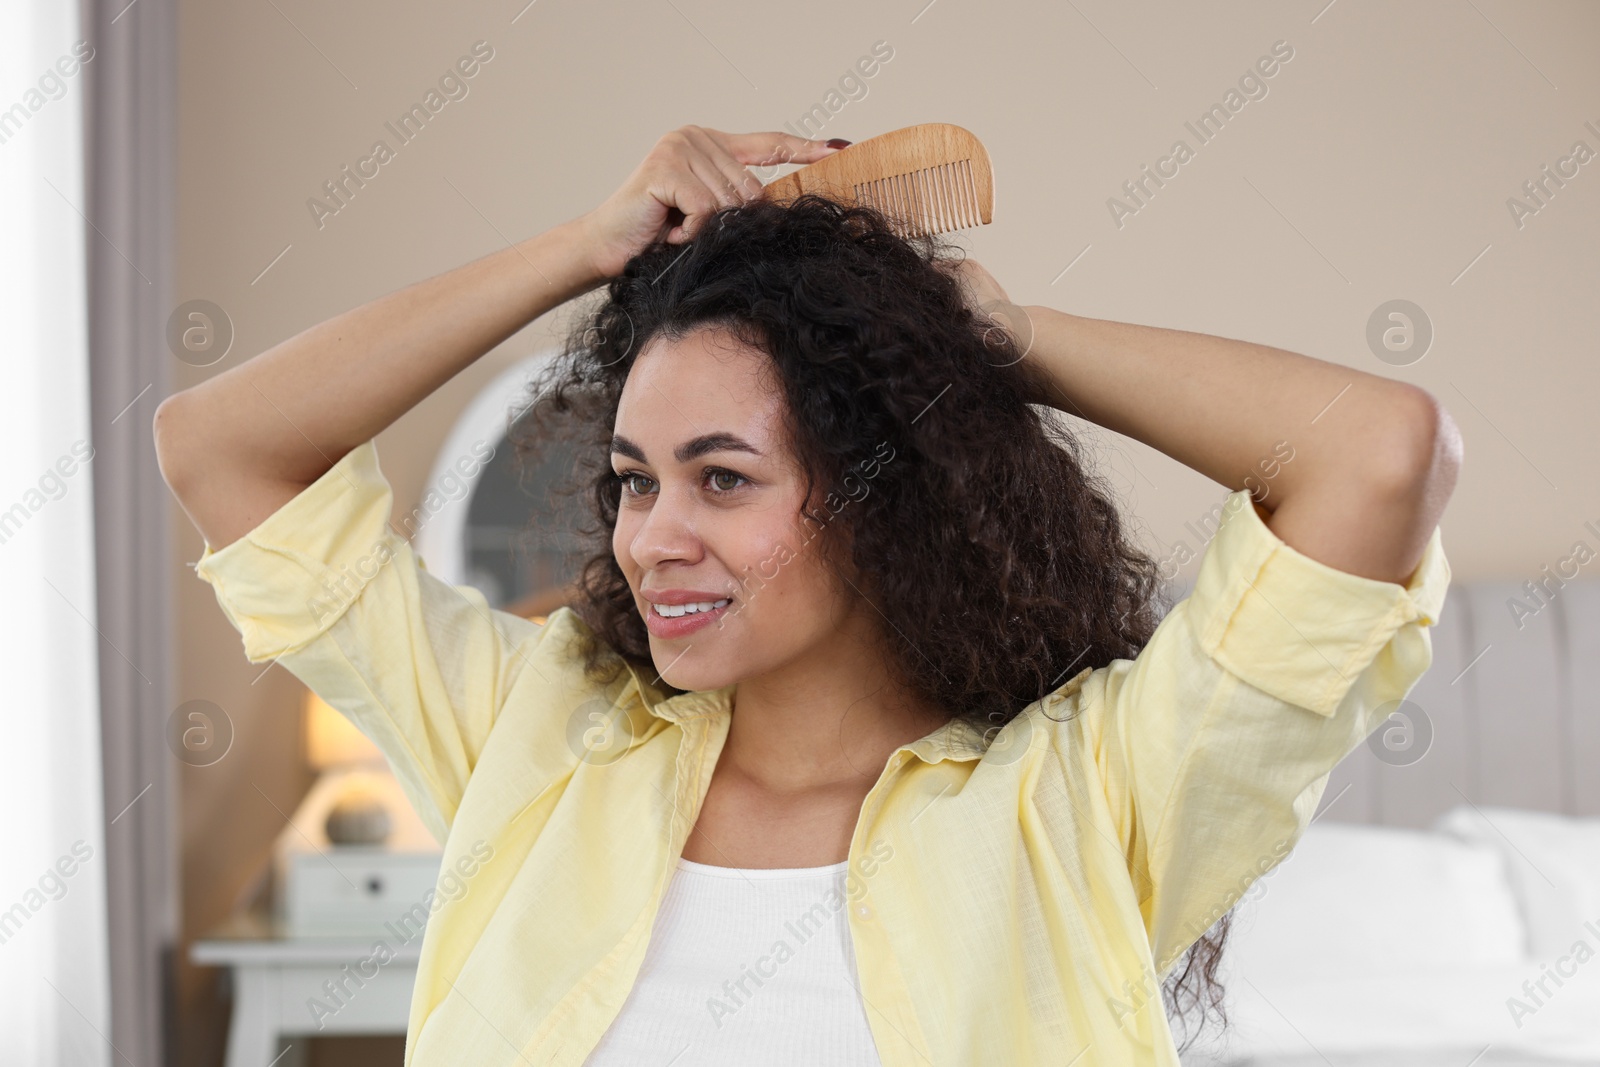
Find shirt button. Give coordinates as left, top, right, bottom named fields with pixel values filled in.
left=856, top=904, right=873, bottom=920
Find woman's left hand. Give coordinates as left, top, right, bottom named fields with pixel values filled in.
left=942, top=257, right=1043, bottom=397
left=944, top=256, right=1012, bottom=315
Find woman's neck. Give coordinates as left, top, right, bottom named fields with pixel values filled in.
left=719, top=611, right=948, bottom=796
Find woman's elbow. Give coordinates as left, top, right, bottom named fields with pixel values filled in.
left=1377, top=386, right=1463, bottom=500
left=1368, top=388, right=1462, bottom=542
left=153, top=391, right=209, bottom=496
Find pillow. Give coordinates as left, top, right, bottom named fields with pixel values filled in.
left=1221, top=821, right=1527, bottom=982
left=1433, top=804, right=1600, bottom=960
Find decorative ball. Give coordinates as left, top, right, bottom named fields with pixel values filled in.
left=325, top=792, right=392, bottom=845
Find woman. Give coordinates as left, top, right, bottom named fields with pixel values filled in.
left=156, top=126, right=1459, bottom=1065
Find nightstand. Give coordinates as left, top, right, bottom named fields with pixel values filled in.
left=191, top=908, right=421, bottom=1067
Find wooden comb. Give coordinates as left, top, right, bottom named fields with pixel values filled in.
left=757, top=123, right=994, bottom=237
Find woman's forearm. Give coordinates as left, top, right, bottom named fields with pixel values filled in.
left=155, top=216, right=603, bottom=549
left=158, top=215, right=602, bottom=491
left=1018, top=304, right=1460, bottom=584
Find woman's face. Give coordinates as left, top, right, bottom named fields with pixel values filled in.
left=610, top=325, right=856, bottom=692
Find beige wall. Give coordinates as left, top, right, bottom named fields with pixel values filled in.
left=170, top=0, right=1600, bottom=1059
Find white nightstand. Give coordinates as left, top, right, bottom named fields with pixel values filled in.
left=192, top=909, right=420, bottom=1067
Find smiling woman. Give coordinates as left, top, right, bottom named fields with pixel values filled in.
left=155, top=125, right=1456, bottom=1067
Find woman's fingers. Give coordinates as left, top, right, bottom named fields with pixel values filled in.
left=686, top=126, right=850, bottom=197
left=653, top=128, right=741, bottom=243
left=671, top=126, right=843, bottom=241
left=582, top=126, right=851, bottom=269
left=665, top=180, right=721, bottom=243
left=722, top=130, right=846, bottom=168
left=681, top=127, right=764, bottom=203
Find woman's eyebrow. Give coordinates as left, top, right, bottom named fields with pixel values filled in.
left=610, top=432, right=764, bottom=464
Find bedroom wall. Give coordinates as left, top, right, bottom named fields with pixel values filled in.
left=167, top=0, right=1600, bottom=1061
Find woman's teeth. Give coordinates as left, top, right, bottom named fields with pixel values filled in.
left=652, top=599, right=732, bottom=618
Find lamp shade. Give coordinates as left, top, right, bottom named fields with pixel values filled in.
left=303, top=690, right=384, bottom=770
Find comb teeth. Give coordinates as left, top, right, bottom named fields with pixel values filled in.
left=855, top=159, right=980, bottom=237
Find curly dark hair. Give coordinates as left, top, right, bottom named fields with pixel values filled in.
left=509, top=192, right=1233, bottom=1045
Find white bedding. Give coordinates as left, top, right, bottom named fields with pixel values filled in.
left=1193, top=1053, right=1600, bottom=1066
left=1176, top=810, right=1600, bottom=1066
left=1180, top=962, right=1600, bottom=1064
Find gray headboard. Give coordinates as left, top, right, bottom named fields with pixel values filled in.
left=1321, top=574, right=1600, bottom=828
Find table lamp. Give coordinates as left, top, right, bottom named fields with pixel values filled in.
left=304, top=690, right=392, bottom=846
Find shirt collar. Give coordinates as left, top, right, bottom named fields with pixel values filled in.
left=617, top=660, right=1029, bottom=766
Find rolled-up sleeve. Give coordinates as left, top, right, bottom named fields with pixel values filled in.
left=194, top=439, right=564, bottom=843
left=1057, top=488, right=1451, bottom=974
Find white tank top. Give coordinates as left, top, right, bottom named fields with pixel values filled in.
left=582, top=857, right=884, bottom=1065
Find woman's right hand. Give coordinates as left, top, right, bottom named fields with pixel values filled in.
left=577, top=126, right=848, bottom=281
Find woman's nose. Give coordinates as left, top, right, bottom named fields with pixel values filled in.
left=629, top=489, right=703, bottom=569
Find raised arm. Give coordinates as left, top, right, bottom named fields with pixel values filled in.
left=1021, top=305, right=1461, bottom=582
left=154, top=126, right=847, bottom=552
left=949, top=258, right=1462, bottom=582
left=153, top=218, right=601, bottom=552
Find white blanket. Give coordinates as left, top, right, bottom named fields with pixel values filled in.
left=1180, top=960, right=1600, bottom=1063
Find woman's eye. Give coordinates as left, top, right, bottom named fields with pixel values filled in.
left=617, top=471, right=655, bottom=496
left=709, top=469, right=745, bottom=492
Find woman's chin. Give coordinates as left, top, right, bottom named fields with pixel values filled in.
left=648, top=649, right=739, bottom=694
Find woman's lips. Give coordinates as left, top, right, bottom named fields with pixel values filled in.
left=644, top=599, right=733, bottom=639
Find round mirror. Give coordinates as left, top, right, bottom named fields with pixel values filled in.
left=413, top=352, right=592, bottom=621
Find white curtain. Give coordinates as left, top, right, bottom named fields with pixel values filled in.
left=0, top=0, right=112, bottom=1063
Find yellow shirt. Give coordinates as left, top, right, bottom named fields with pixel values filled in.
left=194, top=438, right=1451, bottom=1066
